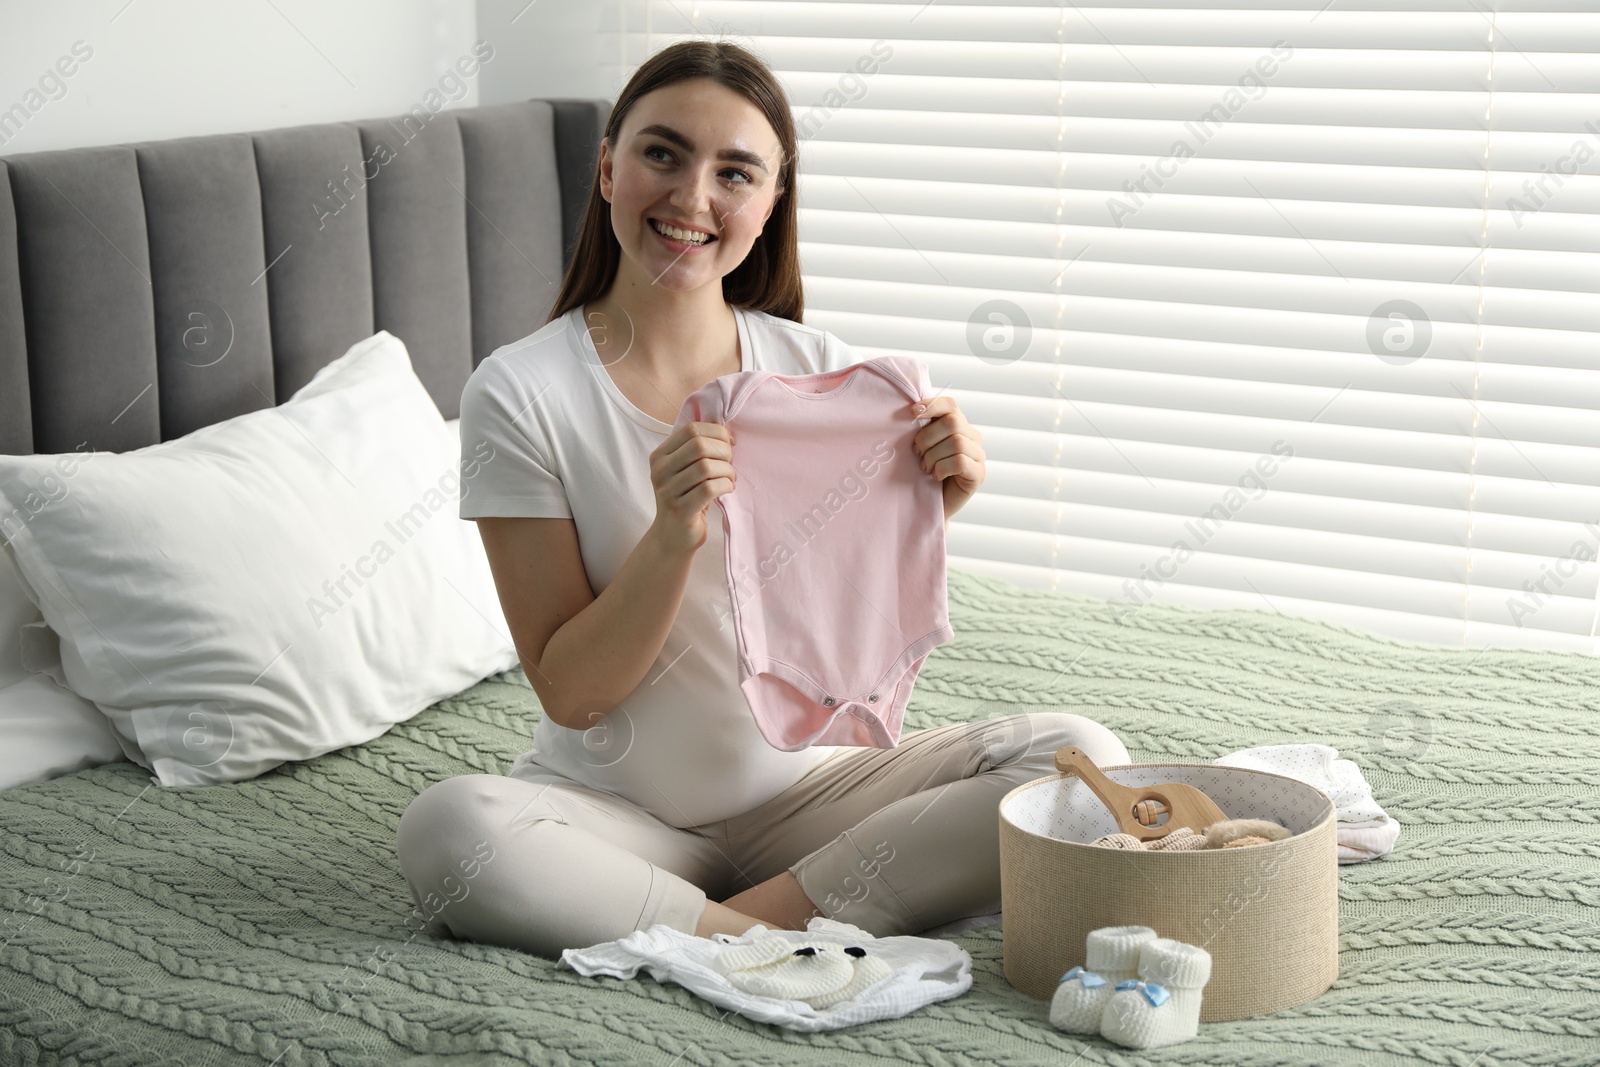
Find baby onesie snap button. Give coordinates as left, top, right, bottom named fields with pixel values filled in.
left=822, top=696, right=835, bottom=707
left=867, top=694, right=878, bottom=703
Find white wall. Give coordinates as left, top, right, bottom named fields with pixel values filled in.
left=475, top=0, right=615, bottom=107
left=0, top=0, right=481, bottom=155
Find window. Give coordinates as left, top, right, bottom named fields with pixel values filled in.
left=608, top=1, right=1600, bottom=652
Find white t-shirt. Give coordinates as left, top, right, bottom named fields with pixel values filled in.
left=457, top=303, right=863, bottom=829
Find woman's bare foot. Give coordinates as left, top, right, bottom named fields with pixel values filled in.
left=694, top=899, right=766, bottom=939
left=720, top=871, right=824, bottom=932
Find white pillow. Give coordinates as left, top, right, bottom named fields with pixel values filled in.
left=0, top=419, right=473, bottom=793
left=1, top=449, right=132, bottom=791
left=0, top=526, right=40, bottom=689
left=0, top=673, right=126, bottom=790
left=0, top=332, right=518, bottom=787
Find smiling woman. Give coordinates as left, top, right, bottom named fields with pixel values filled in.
left=547, top=41, right=800, bottom=334
left=395, top=39, right=1049, bottom=969
left=535, top=73, right=795, bottom=427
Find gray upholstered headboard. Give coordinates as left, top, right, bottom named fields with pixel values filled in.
left=0, top=97, right=611, bottom=457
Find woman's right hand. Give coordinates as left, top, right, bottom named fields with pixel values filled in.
left=646, top=421, right=736, bottom=555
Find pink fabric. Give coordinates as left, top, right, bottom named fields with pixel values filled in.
left=673, top=355, right=954, bottom=751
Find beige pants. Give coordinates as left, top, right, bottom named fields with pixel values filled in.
left=394, top=712, right=1129, bottom=960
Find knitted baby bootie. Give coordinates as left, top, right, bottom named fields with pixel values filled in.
left=805, top=946, right=893, bottom=1009
left=1049, top=925, right=1158, bottom=1033
left=710, top=934, right=805, bottom=978
left=714, top=938, right=851, bottom=1002
left=715, top=939, right=886, bottom=1008
left=1099, top=936, right=1212, bottom=1049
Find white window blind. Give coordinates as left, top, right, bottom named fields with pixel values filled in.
left=604, top=1, right=1600, bottom=654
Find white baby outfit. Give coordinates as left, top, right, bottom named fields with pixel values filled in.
left=1213, top=743, right=1400, bottom=862
left=557, top=916, right=971, bottom=1032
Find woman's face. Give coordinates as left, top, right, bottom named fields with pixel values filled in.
left=598, top=78, right=786, bottom=291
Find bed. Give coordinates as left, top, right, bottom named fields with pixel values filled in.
left=2, top=100, right=1595, bottom=1067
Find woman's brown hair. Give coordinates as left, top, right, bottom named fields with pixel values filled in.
left=544, top=39, right=802, bottom=327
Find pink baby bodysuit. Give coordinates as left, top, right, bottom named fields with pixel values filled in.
left=673, top=354, right=954, bottom=751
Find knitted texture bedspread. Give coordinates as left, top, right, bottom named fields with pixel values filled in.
left=2, top=567, right=1595, bottom=1066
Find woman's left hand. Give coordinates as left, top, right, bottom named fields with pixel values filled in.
left=909, top=396, right=985, bottom=523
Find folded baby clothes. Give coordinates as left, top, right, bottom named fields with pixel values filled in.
left=1337, top=820, right=1403, bottom=862
left=557, top=916, right=972, bottom=1032
left=1213, top=743, right=1400, bottom=863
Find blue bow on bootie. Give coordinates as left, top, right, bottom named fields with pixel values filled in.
left=1058, top=965, right=1106, bottom=988
left=1115, top=978, right=1171, bottom=1006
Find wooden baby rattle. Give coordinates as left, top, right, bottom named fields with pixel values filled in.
left=1054, top=747, right=1229, bottom=842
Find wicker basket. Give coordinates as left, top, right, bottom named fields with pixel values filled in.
left=998, top=760, right=1339, bottom=1022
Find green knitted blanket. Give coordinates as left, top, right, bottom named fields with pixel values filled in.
left=3, top=567, right=1595, bottom=1066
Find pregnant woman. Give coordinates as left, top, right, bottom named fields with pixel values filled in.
left=394, top=38, right=1130, bottom=960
